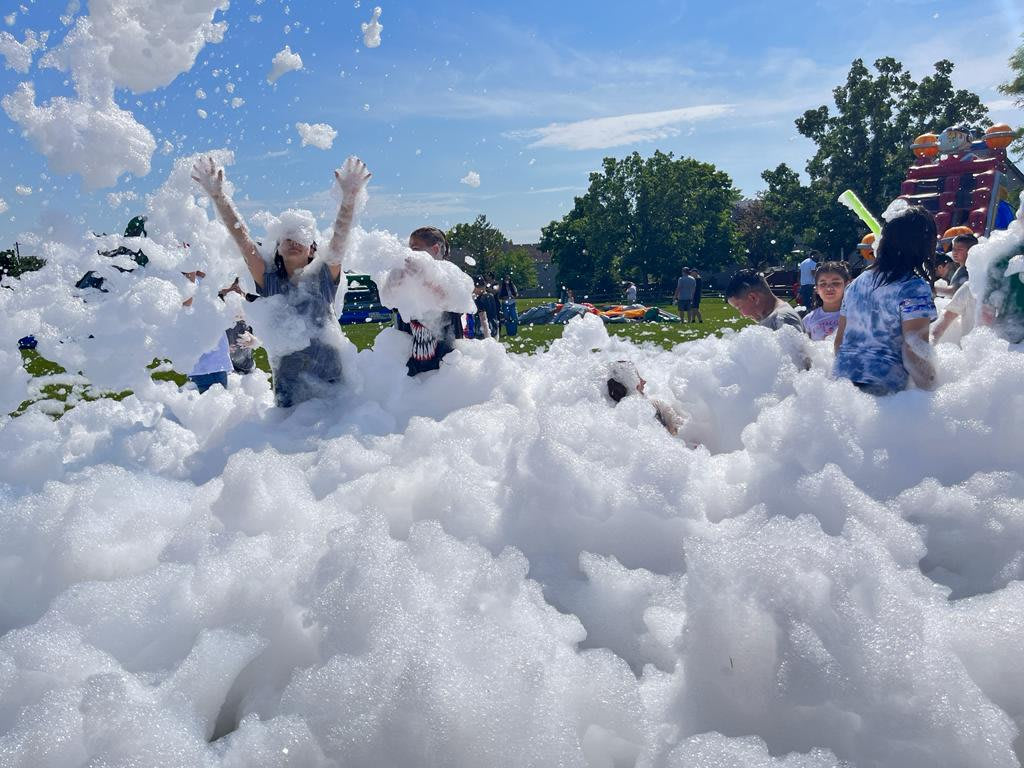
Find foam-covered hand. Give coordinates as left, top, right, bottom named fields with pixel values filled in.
left=334, top=156, right=372, bottom=197
left=235, top=331, right=259, bottom=350
left=191, top=156, right=226, bottom=199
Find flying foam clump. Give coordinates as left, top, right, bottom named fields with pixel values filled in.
left=267, top=45, right=303, bottom=83
left=0, top=28, right=44, bottom=72
left=295, top=121, right=338, bottom=150
left=361, top=6, right=383, bottom=48
left=1, top=1, right=226, bottom=188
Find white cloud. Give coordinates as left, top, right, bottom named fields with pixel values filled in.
left=14, top=185, right=32, bottom=196
left=0, top=29, right=43, bottom=73
left=0, top=198, right=7, bottom=213
left=460, top=170, right=481, bottom=188
left=510, top=104, right=734, bottom=151
left=295, top=121, right=337, bottom=150
left=268, top=45, right=302, bottom=84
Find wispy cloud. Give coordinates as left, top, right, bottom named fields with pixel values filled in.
left=525, top=185, right=586, bottom=195
left=507, top=104, right=735, bottom=151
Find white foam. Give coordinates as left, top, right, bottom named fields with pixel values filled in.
left=267, top=45, right=302, bottom=84
left=2, top=2, right=226, bottom=188
left=1, top=164, right=1023, bottom=768
left=295, top=122, right=337, bottom=150
left=0, top=28, right=43, bottom=72
left=361, top=6, right=383, bottom=48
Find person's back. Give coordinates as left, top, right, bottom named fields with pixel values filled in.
left=676, top=273, right=696, bottom=301
left=798, top=257, right=817, bottom=285
left=625, top=282, right=637, bottom=304
left=834, top=270, right=934, bottom=392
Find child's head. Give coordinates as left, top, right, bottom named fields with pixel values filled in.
left=409, top=227, right=450, bottom=260
left=813, top=261, right=850, bottom=310
left=725, top=270, right=775, bottom=320
left=934, top=253, right=955, bottom=279
left=951, top=233, right=978, bottom=266
left=607, top=360, right=645, bottom=402
left=875, top=205, right=936, bottom=286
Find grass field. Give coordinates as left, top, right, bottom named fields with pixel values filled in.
left=15, top=296, right=752, bottom=417
left=344, top=296, right=752, bottom=355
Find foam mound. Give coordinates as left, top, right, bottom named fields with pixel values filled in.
left=1, top=161, right=1023, bottom=768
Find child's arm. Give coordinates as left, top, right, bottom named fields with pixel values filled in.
left=931, top=309, right=959, bottom=341
left=191, top=157, right=265, bottom=289
left=833, top=316, right=846, bottom=355
left=902, top=318, right=936, bottom=390
left=324, top=156, right=372, bottom=280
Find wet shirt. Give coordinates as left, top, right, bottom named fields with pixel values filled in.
left=759, top=301, right=805, bottom=332
left=833, top=271, right=937, bottom=394
left=802, top=307, right=841, bottom=341
left=257, top=263, right=344, bottom=406
left=394, top=310, right=465, bottom=376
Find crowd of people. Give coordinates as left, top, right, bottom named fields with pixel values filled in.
left=183, top=157, right=1021, bottom=421
left=723, top=204, right=1023, bottom=396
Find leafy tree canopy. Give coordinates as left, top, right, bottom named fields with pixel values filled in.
left=999, top=35, right=1024, bottom=156
left=540, top=151, right=740, bottom=291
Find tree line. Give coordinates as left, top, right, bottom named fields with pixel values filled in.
left=450, top=45, right=1024, bottom=293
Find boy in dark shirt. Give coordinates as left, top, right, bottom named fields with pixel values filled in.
left=392, top=227, right=467, bottom=376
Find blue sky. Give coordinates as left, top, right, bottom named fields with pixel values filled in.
left=1, top=0, right=1023, bottom=249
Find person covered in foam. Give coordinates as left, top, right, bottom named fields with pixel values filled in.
left=606, top=360, right=688, bottom=438
left=385, top=227, right=470, bottom=376
left=191, top=155, right=371, bottom=406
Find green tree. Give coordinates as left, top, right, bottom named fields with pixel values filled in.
left=733, top=200, right=781, bottom=270
left=999, top=34, right=1024, bottom=156
left=0, top=246, right=45, bottom=279
left=794, top=57, right=989, bottom=253
left=490, top=247, right=538, bottom=289
left=446, top=215, right=510, bottom=276
left=541, top=151, right=739, bottom=291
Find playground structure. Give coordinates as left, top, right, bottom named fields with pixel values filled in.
left=903, top=124, right=1023, bottom=242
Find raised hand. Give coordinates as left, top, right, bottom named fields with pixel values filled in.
left=190, top=156, right=226, bottom=199
left=334, top=156, right=372, bottom=197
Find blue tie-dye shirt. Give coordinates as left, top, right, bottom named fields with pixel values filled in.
left=833, top=271, right=936, bottom=394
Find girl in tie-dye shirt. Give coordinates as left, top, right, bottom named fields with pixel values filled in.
left=833, top=205, right=937, bottom=395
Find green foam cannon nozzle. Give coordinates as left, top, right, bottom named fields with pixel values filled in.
left=838, top=190, right=882, bottom=236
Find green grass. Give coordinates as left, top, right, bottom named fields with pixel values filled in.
left=12, top=297, right=753, bottom=418
left=338, top=296, right=752, bottom=355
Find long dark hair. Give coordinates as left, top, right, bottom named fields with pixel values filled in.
left=873, top=206, right=936, bottom=287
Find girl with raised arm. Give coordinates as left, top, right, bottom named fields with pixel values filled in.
left=191, top=155, right=371, bottom=407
